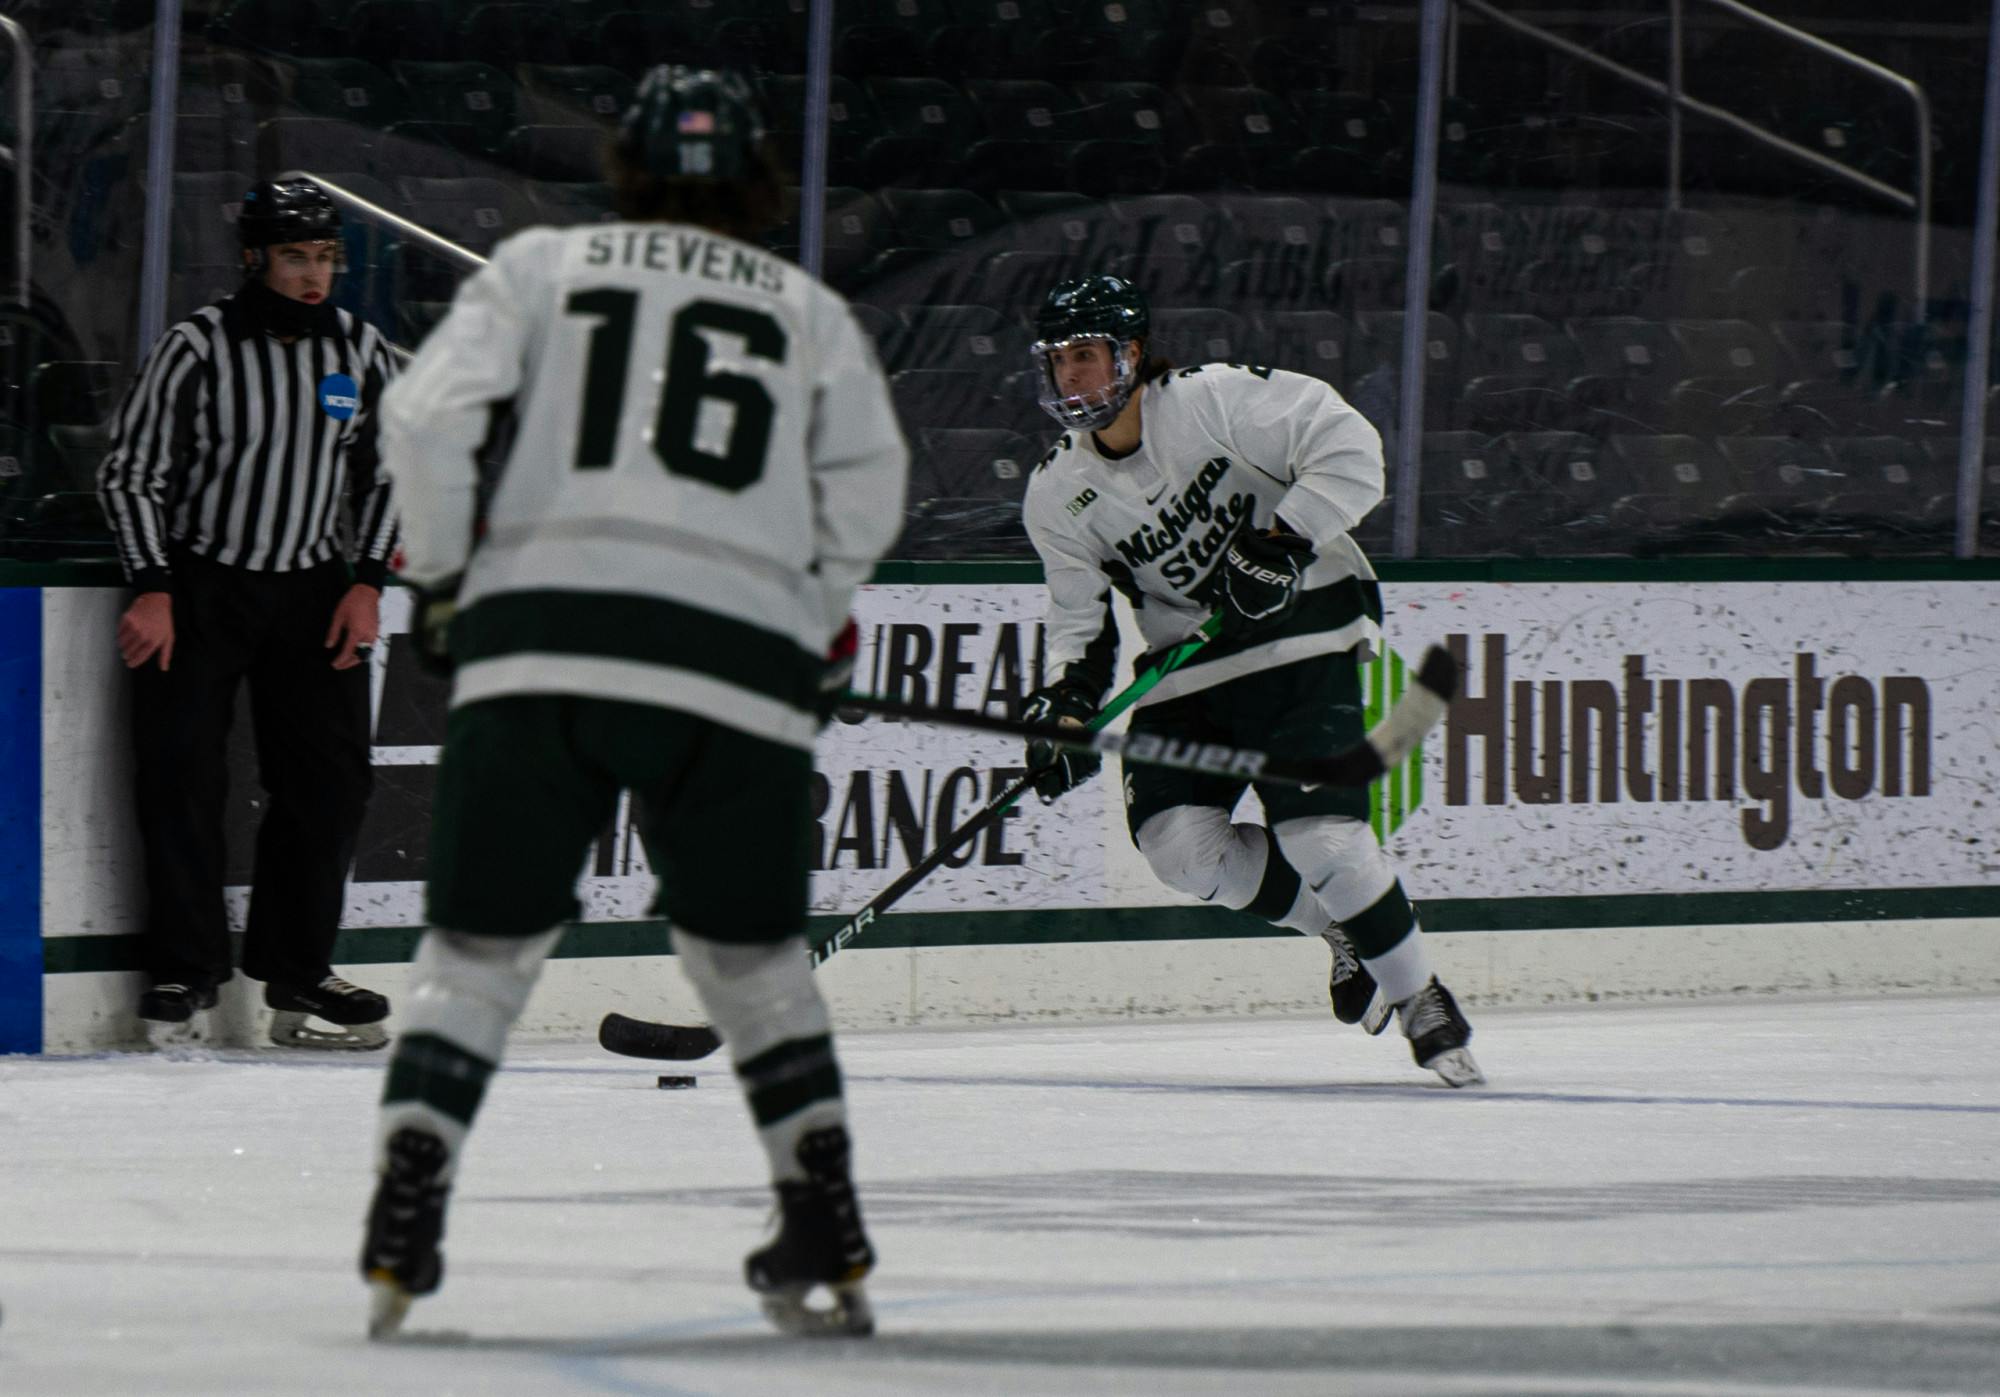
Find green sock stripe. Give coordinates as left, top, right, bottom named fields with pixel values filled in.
left=1245, top=828, right=1304, bottom=922
left=382, top=1032, right=496, bottom=1127
left=737, top=1033, right=844, bottom=1128
left=1344, top=882, right=1418, bottom=959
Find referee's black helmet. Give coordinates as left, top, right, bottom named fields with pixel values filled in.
left=239, top=178, right=342, bottom=251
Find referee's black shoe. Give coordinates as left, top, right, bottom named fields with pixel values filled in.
left=138, top=981, right=218, bottom=1023
left=265, top=975, right=390, bottom=1049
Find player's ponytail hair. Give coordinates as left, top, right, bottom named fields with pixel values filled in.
left=1137, top=343, right=1173, bottom=384
left=604, top=137, right=790, bottom=243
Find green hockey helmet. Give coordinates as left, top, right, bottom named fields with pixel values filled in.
left=616, top=65, right=766, bottom=181
left=1030, top=274, right=1150, bottom=431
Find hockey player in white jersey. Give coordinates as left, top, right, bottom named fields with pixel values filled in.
left=357, top=68, right=906, bottom=1338
left=1019, top=274, right=1481, bottom=1088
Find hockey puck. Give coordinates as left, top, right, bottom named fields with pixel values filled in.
left=656, top=1074, right=697, bottom=1090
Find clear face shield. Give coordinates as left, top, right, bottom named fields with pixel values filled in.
left=1031, top=334, right=1138, bottom=432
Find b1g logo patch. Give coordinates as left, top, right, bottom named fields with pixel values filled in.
left=318, top=372, right=359, bottom=421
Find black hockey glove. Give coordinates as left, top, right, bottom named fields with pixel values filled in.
left=818, top=617, right=859, bottom=728
left=1021, top=680, right=1101, bottom=803
left=1219, top=524, right=1315, bottom=638
left=412, top=576, right=462, bottom=679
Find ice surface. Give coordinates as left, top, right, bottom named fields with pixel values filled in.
left=2, top=995, right=1997, bottom=1395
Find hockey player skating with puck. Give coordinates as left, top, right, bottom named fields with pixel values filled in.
left=1019, top=274, right=1481, bottom=1088
left=358, top=68, right=907, bottom=1338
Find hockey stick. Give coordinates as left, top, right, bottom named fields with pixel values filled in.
left=598, top=613, right=1228, bottom=1061
left=841, top=643, right=1455, bottom=791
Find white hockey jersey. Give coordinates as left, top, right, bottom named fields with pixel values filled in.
left=1021, top=362, right=1385, bottom=707
left=379, top=221, right=908, bottom=752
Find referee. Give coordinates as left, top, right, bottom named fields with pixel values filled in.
left=97, top=178, right=399, bottom=1050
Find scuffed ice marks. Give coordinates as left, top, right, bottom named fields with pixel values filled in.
left=484, top=1173, right=2000, bottom=1242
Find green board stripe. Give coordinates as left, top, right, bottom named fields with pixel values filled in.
left=42, top=887, right=2000, bottom=974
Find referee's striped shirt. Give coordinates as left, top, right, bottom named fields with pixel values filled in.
left=97, top=291, right=400, bottom=594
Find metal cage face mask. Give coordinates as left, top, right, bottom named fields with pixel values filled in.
left=1032, top=335, right=1137, bottom=431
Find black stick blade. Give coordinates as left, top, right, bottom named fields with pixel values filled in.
left=598, top=1012, right=723, bottom=1061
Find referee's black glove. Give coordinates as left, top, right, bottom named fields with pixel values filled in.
left=1219, top=523, right=1315, bottom=638
left=1021, top=680, right=1100, bottom=803
left=412, top=577, right=462, bottom=679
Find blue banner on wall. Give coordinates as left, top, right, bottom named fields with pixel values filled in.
left=0, top=587, right=41, bottom=1053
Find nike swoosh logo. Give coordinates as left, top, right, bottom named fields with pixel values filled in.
left=1146, top=487, right=1166, bottom=504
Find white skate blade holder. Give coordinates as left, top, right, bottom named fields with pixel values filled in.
left=270, top=1011, right=388, bottom=1050
left=366, top=1275, right=413, bottom=1340
left=1361, top=990, right=1392, bottom=1037
left=760, top=1278, right=875, bottom=1338
left=1424, top=1047, right=1486, bottom=1088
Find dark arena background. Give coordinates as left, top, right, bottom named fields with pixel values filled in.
left=0, top=3, right=1996, bottom=1393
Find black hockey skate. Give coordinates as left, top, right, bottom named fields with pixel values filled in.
left=138, top=982, right=219, bottom=1049
left=1395, top=978, right=1485, bottom=1088
left=265, top=975, right=389, bottom=1050
left=360, top=1127, right=451, bottom=1339
left=1321, top=926, right=1390, bottom=1034
left=745, top=1125, right=876, bottom=1337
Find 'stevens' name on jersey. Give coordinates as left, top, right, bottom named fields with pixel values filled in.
left=1112, top=454, right=1253, bottom=591
left=584, top=227, right=785, bottom=294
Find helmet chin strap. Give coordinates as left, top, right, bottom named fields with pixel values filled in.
left=1034, top=336, right=1138, bottom=432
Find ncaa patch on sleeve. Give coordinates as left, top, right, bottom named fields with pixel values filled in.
left=319, top=372, right=359, bottom=421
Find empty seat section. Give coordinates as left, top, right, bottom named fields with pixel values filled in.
left=1418, top=431, right=1543, bottom=556
left=501, top=124, right=605, bottom=181
left=1605, top=433, right=1743, bottom=551
left=458, top=3, right=573, bottom=67
left=394, top=176, right=534, bottom=297
left=1288, top=92, right=1405, bottom=195
left=1714, top=436, right=1843, bottom=546
left=1174, top=85, right=1299, bottom=190
left=1151, top=307, right=1248, bottom=367
left=762, top=75, right=880, bottom=188
left=1821, top=435, right=1948, bottom=545
left=833, top=0, right=954, bottom=78
left=1216, top=195, right=1326, bottom=312
left=1508, top=431, right=1627, bottom=554
left=961, top=79, right=1089, bottom=195
left=1264, top=310, right=1351, bottom=388
left=392, top=60, right=521, bottom=154
left=526, top=181, right=614, bottom=228
left=349, top=0, right=457, bottom=66
left=1352, top=311, right=1461, bottom=405
left=864, top=77, right=985, bottom=188
left=899, top=304, right=1026, bottom=376
left=1564, top=317, right=1683, bottom=431
left=517, top=64, right=634, bottom=128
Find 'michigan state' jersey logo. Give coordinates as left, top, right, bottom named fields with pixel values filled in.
left=1112, top=455, right=1254, bottom=591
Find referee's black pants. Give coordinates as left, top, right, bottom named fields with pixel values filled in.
left=130, top=551, right=373, bottom=991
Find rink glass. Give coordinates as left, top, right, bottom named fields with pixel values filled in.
left=0, top=1, right=1993, bottom=562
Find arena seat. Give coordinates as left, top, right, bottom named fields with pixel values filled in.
left=1150, top=307, right=1249, bottom=367
left=1263, top=310, right=1351, bottom=386
left=391, top=60, right=521, bottom=154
